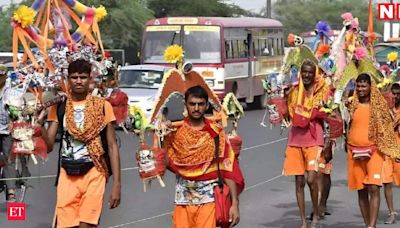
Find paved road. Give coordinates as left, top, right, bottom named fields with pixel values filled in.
left=0, top=109, right=399, bottom=227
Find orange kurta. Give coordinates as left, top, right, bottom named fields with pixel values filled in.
left=348, top=104, right=375, bottom=147
left=347, top=104, right=384, bottom=190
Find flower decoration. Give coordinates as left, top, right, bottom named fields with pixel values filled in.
left=387, top=52, right=398, bottom=62
left=13, top=5, right=35, bottom=28
left=163, top=45, right=184, bottom=63
left=377, top=78, right=393, bottom=89
left=354, top=47, right=368, bottom=61
left=95, top=5, right=107, bottom=22
left=315, top=21, right=331, bottom=36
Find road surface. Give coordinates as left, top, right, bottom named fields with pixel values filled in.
left=0, top=109, right=399, bottom=227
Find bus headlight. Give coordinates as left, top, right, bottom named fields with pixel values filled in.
left=183, top=62, right=193, bottom=73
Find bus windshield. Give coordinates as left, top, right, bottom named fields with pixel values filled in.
left=143, top=26, right=181, bottom=63
left=143, top=25, right=221, bottom=64
left=183, top=26, right=221, bottom=63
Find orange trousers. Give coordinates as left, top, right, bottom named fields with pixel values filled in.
left=172, top=202, right=216, bottom=228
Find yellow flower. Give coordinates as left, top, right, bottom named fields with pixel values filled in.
left=129, top=105, right=147, bottom=125
left=164, top=45, right=184, bottom=63
left=387, top=52, right=398, bottom=62
left=95, top=5, right=107, bottom=22
left=13, top=5, right=35, bottom=28
left=377, top=78, right=392, bottom=89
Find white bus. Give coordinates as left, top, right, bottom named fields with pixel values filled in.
left=141, top=17, right=284, bottom=108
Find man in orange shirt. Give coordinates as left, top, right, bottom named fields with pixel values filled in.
left=381, top=83, right=400, bottom=224
left=40, top=59, right=121, bottom=227
left=283, top=60, right=330, bottom=228
left=347, top=74, right=399, bottom=228
left=165, top=86, right=244, bottom=228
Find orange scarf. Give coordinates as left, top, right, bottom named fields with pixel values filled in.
left=288, top=68, right=329, bottom=120
left=65, top=95, right=109, bottom=176
left=166, top=118, right=234, bottom=179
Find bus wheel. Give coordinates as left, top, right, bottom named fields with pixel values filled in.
left=254, top=93, right=267, bottom=109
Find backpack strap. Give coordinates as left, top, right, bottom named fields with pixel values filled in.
left=214, top=136, right=223, bottom=188
left=55, top=101, right=66, bottom=186
left=54, top=101, right=112, bottom=184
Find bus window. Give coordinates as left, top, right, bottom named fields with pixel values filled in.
left=183, top=26, right=221, bottom=63
left=238, top=40, right=248, bottom=58
left=277, top=38, right=281, bottom=55
left=259, top=39, right=268, bottom=56
left=268, top=38, right=274, bottom=56
left=253, top=39, right=259, bottom=56
left=233, top=40, right=239, bottom=58
left=143, top=26, right=181, bottom=63
left=225, top=40, right=234, bottom=59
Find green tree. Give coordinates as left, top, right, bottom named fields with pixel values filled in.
left=0, top=8, right=14, bottom=52
left=147, top=0, right=249, bottom=18
left=271, top=0, right=383, bottom=38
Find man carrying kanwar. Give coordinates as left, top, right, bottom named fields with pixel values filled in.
left=380, top=82, right=400, bottom=224
left=283, top=57, right=331, bottom=228
left=163, top=85, right=244, bottom=228
left=347, top=71, right=400, bottom=228
left=40, top=59, right=122, bottom=227
left=151, top=44, right=244, bottom=228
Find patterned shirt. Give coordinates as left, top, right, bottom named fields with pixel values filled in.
left=47, top=100, right=116, bottom=162
left=175, top=176, right=217, bottom=205
left=61, top=103, right=92, bottom=162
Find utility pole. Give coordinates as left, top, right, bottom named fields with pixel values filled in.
left=390, top=0, right=394, bottom=39
left=266, top=0, right=272, bottom=18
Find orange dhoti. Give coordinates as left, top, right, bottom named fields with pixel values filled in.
left=172, top=202, right=216, bottom=228
left=347, top=149, right=384, bottom=191
left=54, top=167, right=106, bottom=227
left=283, top=146, right=320, bottom=175
left=383, top=156, right=400, bottom=186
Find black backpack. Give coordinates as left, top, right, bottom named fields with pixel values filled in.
left=54, top=101, right=112, bottom=186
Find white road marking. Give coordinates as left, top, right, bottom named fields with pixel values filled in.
left=0, top=138, right=287, bottom=181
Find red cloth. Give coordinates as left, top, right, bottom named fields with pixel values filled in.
left=267, top=97, right=288, bottom=124
left=107, top=89, right=128, bottom=125
left=10, top=122, right=48, bottom=160
left=136, top=143, right=166, bottom=180
left=228, top=134, right=242, bottom=158
left=167, top=118, right=245, bottom=194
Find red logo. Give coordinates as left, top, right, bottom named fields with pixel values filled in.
left=378, top=3, right=400, bottom=20
left=7, top=202, right=26, bottom=221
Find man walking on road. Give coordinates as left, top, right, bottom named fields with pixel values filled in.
left=380, top=83, right=400, bottom=224
left=41, top=59, right=121, bottom=227
left=164, top=85, right=244, bottom=228
left=283, top=60, right=330, bottom=228
left=347, top=74, right=400, bottom=228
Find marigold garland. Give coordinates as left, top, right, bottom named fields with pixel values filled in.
left=13, top=5, right=35, bottom=28
left=164, top=45, right=184, bottom=63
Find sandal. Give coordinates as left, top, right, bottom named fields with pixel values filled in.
left=384, top=211, right=397, bottom=224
